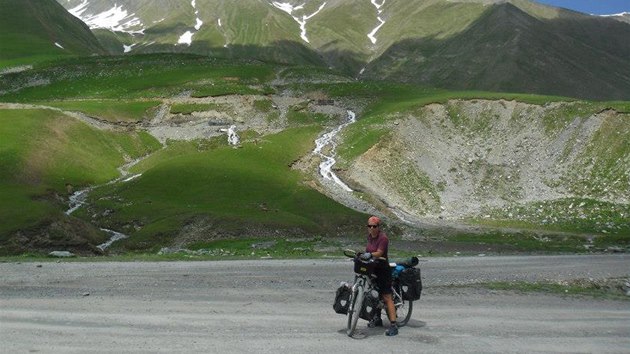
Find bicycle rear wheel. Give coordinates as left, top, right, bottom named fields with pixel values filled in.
left=396, top=299, right=413, bottom=326
left=346, top=285, right=364, bottom=337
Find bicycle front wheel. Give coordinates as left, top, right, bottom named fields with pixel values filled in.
left=346, top=285, right=364, bottom=337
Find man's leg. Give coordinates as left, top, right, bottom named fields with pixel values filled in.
left=382, top=293, right=398, bottom=336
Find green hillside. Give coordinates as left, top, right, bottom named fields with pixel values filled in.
left=76, top=127, right=365, bottom=252
left=0, top=107, right=161, bottom=254
left=363, top=3, right=630, bottom=100
left=0, top=0, right=105, bottom=69
left=0, top=55, right=368, bottom=255
left=47, top=0, right=630, bottom=100
left=0, top=54, right=277, bottom=102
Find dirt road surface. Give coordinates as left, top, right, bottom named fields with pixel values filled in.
left=1, top=255, right=629, bottom=353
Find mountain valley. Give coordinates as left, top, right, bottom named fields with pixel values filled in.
left=0, top=1, right=628, bottom=256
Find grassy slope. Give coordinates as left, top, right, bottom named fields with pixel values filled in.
left=39, top=100, right=162, bottom=123
left=0, top=0, right=105, bottom=69
left=365, top=3, right=630, bottom=101
left=1, top=54, right=627, bottom=255
left=0, top=56, right=367, bottom=253
left=0, top=108, right=161, bottom=239
left=0, top=54, right=275, bottom=102
left=80, top=127, right=365, bottom=251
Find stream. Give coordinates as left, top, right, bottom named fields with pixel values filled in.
left=65, top=127, right=241, bottom=251
left=60, top=108, right=372, bottom=250
left=313, top=110, right=356, bottom=192
left=65, top=159, right=144, bottom=250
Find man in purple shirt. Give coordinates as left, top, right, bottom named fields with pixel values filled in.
left=361, top=215, right=398, bottom=336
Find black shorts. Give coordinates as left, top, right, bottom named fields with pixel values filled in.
left=374, top=259, right=392, bottom=295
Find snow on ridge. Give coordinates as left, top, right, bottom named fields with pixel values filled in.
left=69, top=1, right=144, bottom=34
left=192, top=0, right=203, bottom=30
left=271, top=1, right=326, bottom=43
left=68, top=0, right=90, bottom=17
left=178, top=0, right=203, bottom=46
left=368, top=0, right=386, bottom=44
left=600, top=11, right=630, bottom=17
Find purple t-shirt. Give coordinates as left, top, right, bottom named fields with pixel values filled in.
left=366, top=231, right=389, bottom=259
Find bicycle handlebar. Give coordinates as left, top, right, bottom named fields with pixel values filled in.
left=343, top=249, right=357, bottom=258
left=343, top=249, right=386, bottom=261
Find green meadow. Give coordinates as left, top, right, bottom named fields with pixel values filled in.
left=1, top=54, right=628, bottom=256
left=77, top=126, right=365, bottom=252
left=0, top=108, right=161, bottom=242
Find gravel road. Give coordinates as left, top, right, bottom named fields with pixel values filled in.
left=1, top=254, right=629, bottom=353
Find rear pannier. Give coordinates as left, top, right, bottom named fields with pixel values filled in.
left=399, top=267, right=422, bottom=301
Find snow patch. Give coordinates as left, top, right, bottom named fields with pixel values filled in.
left=177, top=0, right=202, bottom=46
left=271, top=1, right=326, bottom=43
left=69, top=2, right=144, bottom=34
left=195, top=17, right=203, bottom=30
left=54, top=42, right=64, bottom=49
left=368, top=0, right=386, bottom=44
left=600, top=11, right=630, bottom=17
left=178, top=31, right=195, bottom=45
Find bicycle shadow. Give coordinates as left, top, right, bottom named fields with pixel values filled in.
left=338, top=319, right=427, bottom=339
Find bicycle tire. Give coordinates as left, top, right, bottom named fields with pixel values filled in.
left=393, top=282, right=413, bottom=326
left=346, top=285, right=364, bottom=337
left=396, top=300, right=413, bottom=326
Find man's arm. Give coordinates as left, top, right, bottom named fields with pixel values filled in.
left=370, top=237, right=388, bottom=258
left=371, top=249, right=385, bottom=258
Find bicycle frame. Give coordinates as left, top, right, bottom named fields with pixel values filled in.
left=343, top=250, right=413, bottom=337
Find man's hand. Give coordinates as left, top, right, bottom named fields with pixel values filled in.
left=360, top=252, right=372, bottom=260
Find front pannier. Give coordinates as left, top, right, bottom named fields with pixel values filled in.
left=399, top=267, right=422, bottom=301
left=360, top=289, right=380, bottom=320
left=333, top=283, right=352, bottom=314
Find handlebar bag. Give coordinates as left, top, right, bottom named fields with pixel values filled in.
left=353, top=258, right=376, bottom=275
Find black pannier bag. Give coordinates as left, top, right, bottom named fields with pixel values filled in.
left=333, top=283, right=352, bottom=314
left=360, top=289, right=379, bottom=320
left=399, top=267, right=422, bottom=301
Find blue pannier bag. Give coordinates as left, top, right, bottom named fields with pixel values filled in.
left=391, top=265, right=405, bottom=278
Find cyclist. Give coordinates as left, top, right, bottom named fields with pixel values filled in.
left=360, top=215, right=398, bottom=336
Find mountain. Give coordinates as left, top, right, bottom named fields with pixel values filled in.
left=0, top=0, right=106, bottom=67
left=51, top=0, right=630, bottom=101
left=604, top=12, right=630, bottom=24
left=1, top=0, right=629, bottom=255
left=363, top=3, right=630, bottom=100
